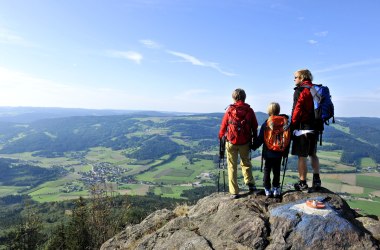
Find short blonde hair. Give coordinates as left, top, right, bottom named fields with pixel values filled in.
left=232, top=88, right=246, bottom=102
left=295, top=69, right=313, bottom=81
left=267, top=102, right=280, bottom=116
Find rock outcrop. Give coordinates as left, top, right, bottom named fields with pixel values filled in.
left=101, top=188, right=380, bottom=249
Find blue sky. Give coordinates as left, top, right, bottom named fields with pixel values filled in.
left=1, top=0, right=380, bottom=117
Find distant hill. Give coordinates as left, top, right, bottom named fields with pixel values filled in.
left=0, top=108, right=379, bottom=166
left=0, top=107, right=193, bottom=123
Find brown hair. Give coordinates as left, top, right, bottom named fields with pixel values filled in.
left=232, top=88, right=246, bottom=102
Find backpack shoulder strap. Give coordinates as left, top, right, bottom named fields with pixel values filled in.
left=310, top=84, right=322, bottom=102
left=226, top=104, right=235, bottom=113
left=226, top=104, right=236, bottom=119
left=301, top=85, right=321, bottom=104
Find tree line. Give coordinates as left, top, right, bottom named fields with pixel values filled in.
left=0, top=188, right=190, bottom=249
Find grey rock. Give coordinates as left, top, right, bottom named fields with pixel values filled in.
left=101, top=189, right=380, bottom=250
left=356, top=216, right=380, bottom=241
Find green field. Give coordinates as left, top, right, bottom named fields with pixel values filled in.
left=360, top=157, right=377, bottom=168
left=331, top=124, right=350, bottom=134
left=153, top=185, right=194, bottom=199
left=31, top=190, right=89, bottom=202
left=85, top=147, right=128, bottom=163
left=0, top=186, right=24, bottom=196
left=356, top=175, right=380, bottom=190
left=136, top=155, right=215, bottom=184
left=0, top=149, right=218, bottom=201
left=118, top=184, right=150, bottom=196
left=346, top=199, right=380, bottom=216
left=0, top=152, right=81, bottom=168
left=0, top=144, right=379, bottom=216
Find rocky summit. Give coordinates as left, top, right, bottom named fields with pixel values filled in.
left=101, top=188, right=380, bottom=250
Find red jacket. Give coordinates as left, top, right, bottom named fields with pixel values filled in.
left=219, top=101, right=258, bottom=145
left=291, top=80, right=315, bottom=129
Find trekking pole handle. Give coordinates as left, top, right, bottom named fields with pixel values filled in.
left=219, top=136, right=226, bottom=159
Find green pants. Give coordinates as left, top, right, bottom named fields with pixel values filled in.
left=226, top=141, right=255, bottom=195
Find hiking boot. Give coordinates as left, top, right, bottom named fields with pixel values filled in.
left=273, top=187, right=281, bottom=197
left=230, top=194, right=240, bottom=199
left=248, top=183, right=257, bottom=193
left=294, top=180, right=308, bottom=191
left=264, top=188, right=272, bottom=197
left=312, top=175, right=322, bottom=190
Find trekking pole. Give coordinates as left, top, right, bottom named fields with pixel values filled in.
left=280, top=156, right=288, bottom=193
left=222, top=156, right=226, bottom=192
left=217, top=158, right=221, bottom=192
left=218, top=136, right=226, bottom=193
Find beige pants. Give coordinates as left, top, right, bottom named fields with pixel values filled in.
left=226, top=141, right=254, bottom=195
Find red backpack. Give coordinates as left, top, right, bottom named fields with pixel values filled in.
left=264, top=115, right=291, bottom=152
left=226, top=105, right=253, bottom=145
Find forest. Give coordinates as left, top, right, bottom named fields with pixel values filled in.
left=0, top=184, right=215, bottom=249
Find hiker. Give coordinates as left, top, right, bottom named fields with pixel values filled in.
left=291, top=69, right=321, bottom=191
left=251, top=102, right=289, bottom=197
left=218, top=88, right=258, bottom=199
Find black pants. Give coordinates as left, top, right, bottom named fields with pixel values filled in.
left=263, top=157, right=282, bottom=190
left=291, top=132, right=317, bottom=157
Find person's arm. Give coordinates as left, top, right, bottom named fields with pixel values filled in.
left=218, top=111, right=229, bottom=139
left=252, top=121, right=265, bottom=150
left=291, top=88, right=306, bottom=128
left=250, top=110, right=258, bottom=139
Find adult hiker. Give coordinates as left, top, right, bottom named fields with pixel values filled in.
left=218, top=88, right=258, bottom=199
left=291, top=69, right=321, bottom=191
left=251, top=102, right=290, bottom=197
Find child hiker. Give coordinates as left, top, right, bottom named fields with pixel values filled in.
left=251, top=102, right=290, bottom=197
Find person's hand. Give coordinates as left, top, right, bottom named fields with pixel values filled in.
left=250, top=137, right=257, bottom=150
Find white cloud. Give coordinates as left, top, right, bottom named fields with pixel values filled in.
left=208, top=62, right=236, bottom=77
left=167, top=50, right=204, bottom=65
left=0, top=66, right=147, bottom=109
left=314, top=58, right=380, bottom=73
left=308, top=39, right=318, bottom=45
left=0, top=27, right=29, bottom=46
left=315, top=31, right=328, bottom=37
left=139, top=39, right=161, bottom=49
left=106, top=50, right=143, bottom=64
left=166, top=50, right=236, bottom=76
left=137, top=40, right=236, bottom=76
